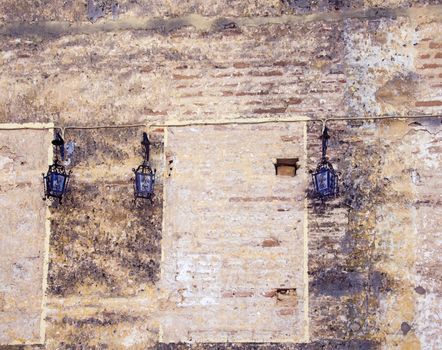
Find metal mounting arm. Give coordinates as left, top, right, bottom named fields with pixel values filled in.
left=141, top=132, right=150, bottom=163
left=51, top=132, right=65, bottom=161
left=321, top=126, right=330, bottom=160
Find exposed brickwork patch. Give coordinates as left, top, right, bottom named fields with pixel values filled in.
left=415, top=100, right=442, bottom=107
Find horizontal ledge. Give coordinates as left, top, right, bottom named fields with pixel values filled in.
left=0, top=115, right=441, bottom=132
left=0, top=122, right=54, bottom=130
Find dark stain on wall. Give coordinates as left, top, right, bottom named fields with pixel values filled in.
left=149, top=17, right=192, bottom=34
left=306, top=121, right=394, bottom=342
left=61, top=311, right=142, bottom=327
left=281, top=0, right=365, bottom=13
left=212, top=18, right=240, bottom=32
left=311, top=267, right=364, bottom=297
left=48, top=183, right=163, bottom=296
left=157, top=339, right=379, bottom=349
left=66, top=128, right=136, bottom=167
left=281, top=0, right=313, bottom=12
left=47, top=128, right=163, bottom=297
left=0, top=340, right=379, bottom=350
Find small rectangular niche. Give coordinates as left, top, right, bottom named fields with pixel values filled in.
left=274, top=158, right=299, bottom=177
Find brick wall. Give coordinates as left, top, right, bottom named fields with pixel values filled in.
left=161, top=124, right=307, bottom=343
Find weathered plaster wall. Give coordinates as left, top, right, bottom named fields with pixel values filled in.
left=0, top=127, right=52, bottom=345
left=0, top=6, right=441, bottom=127
left=0, top=21, right=345, bottom=125
left=0, top=1, right=441, bottom=349
left=376, top=119, right=442, bottom=350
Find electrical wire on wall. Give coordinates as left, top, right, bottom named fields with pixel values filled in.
left=0, top=114, right=440, bottom=133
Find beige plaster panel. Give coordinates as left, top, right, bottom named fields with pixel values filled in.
left=376, top=120, right=442, bottom=350
left=160, top=123, right=308, bottom=343
left=0, top=127, right=52, bottom=345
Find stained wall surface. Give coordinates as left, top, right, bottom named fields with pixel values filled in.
left=44, top=128, right=164, bottom=349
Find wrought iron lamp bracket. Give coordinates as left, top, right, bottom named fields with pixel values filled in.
left=312, top=125, right=339, bottom=200
left=42, top=132, right=71, bottom=203
left=133, top=132, right=156, bottom=204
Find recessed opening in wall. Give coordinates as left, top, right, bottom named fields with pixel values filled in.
left=274, top=158, right=299, bottom=177
left=275, top=288, right=297, bottom=305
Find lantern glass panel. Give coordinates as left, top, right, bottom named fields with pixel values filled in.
left=315, top=169, right=330, bottom=192
left=313, top=164, right=338, bottom=198
left=330, top=173, right=336, bottom=192
left=47, top=172, right=67, bottom=197
left=136, top=172, right=154, bottom=197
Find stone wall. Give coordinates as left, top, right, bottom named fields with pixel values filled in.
left=0, top=1, right=441, bottom=349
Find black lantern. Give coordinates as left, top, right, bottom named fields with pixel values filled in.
left=133, top=132, right=156, bottom=202
left=43, top=132, right=71, bottom=203
left=312, top=126, right=338, bottom=199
